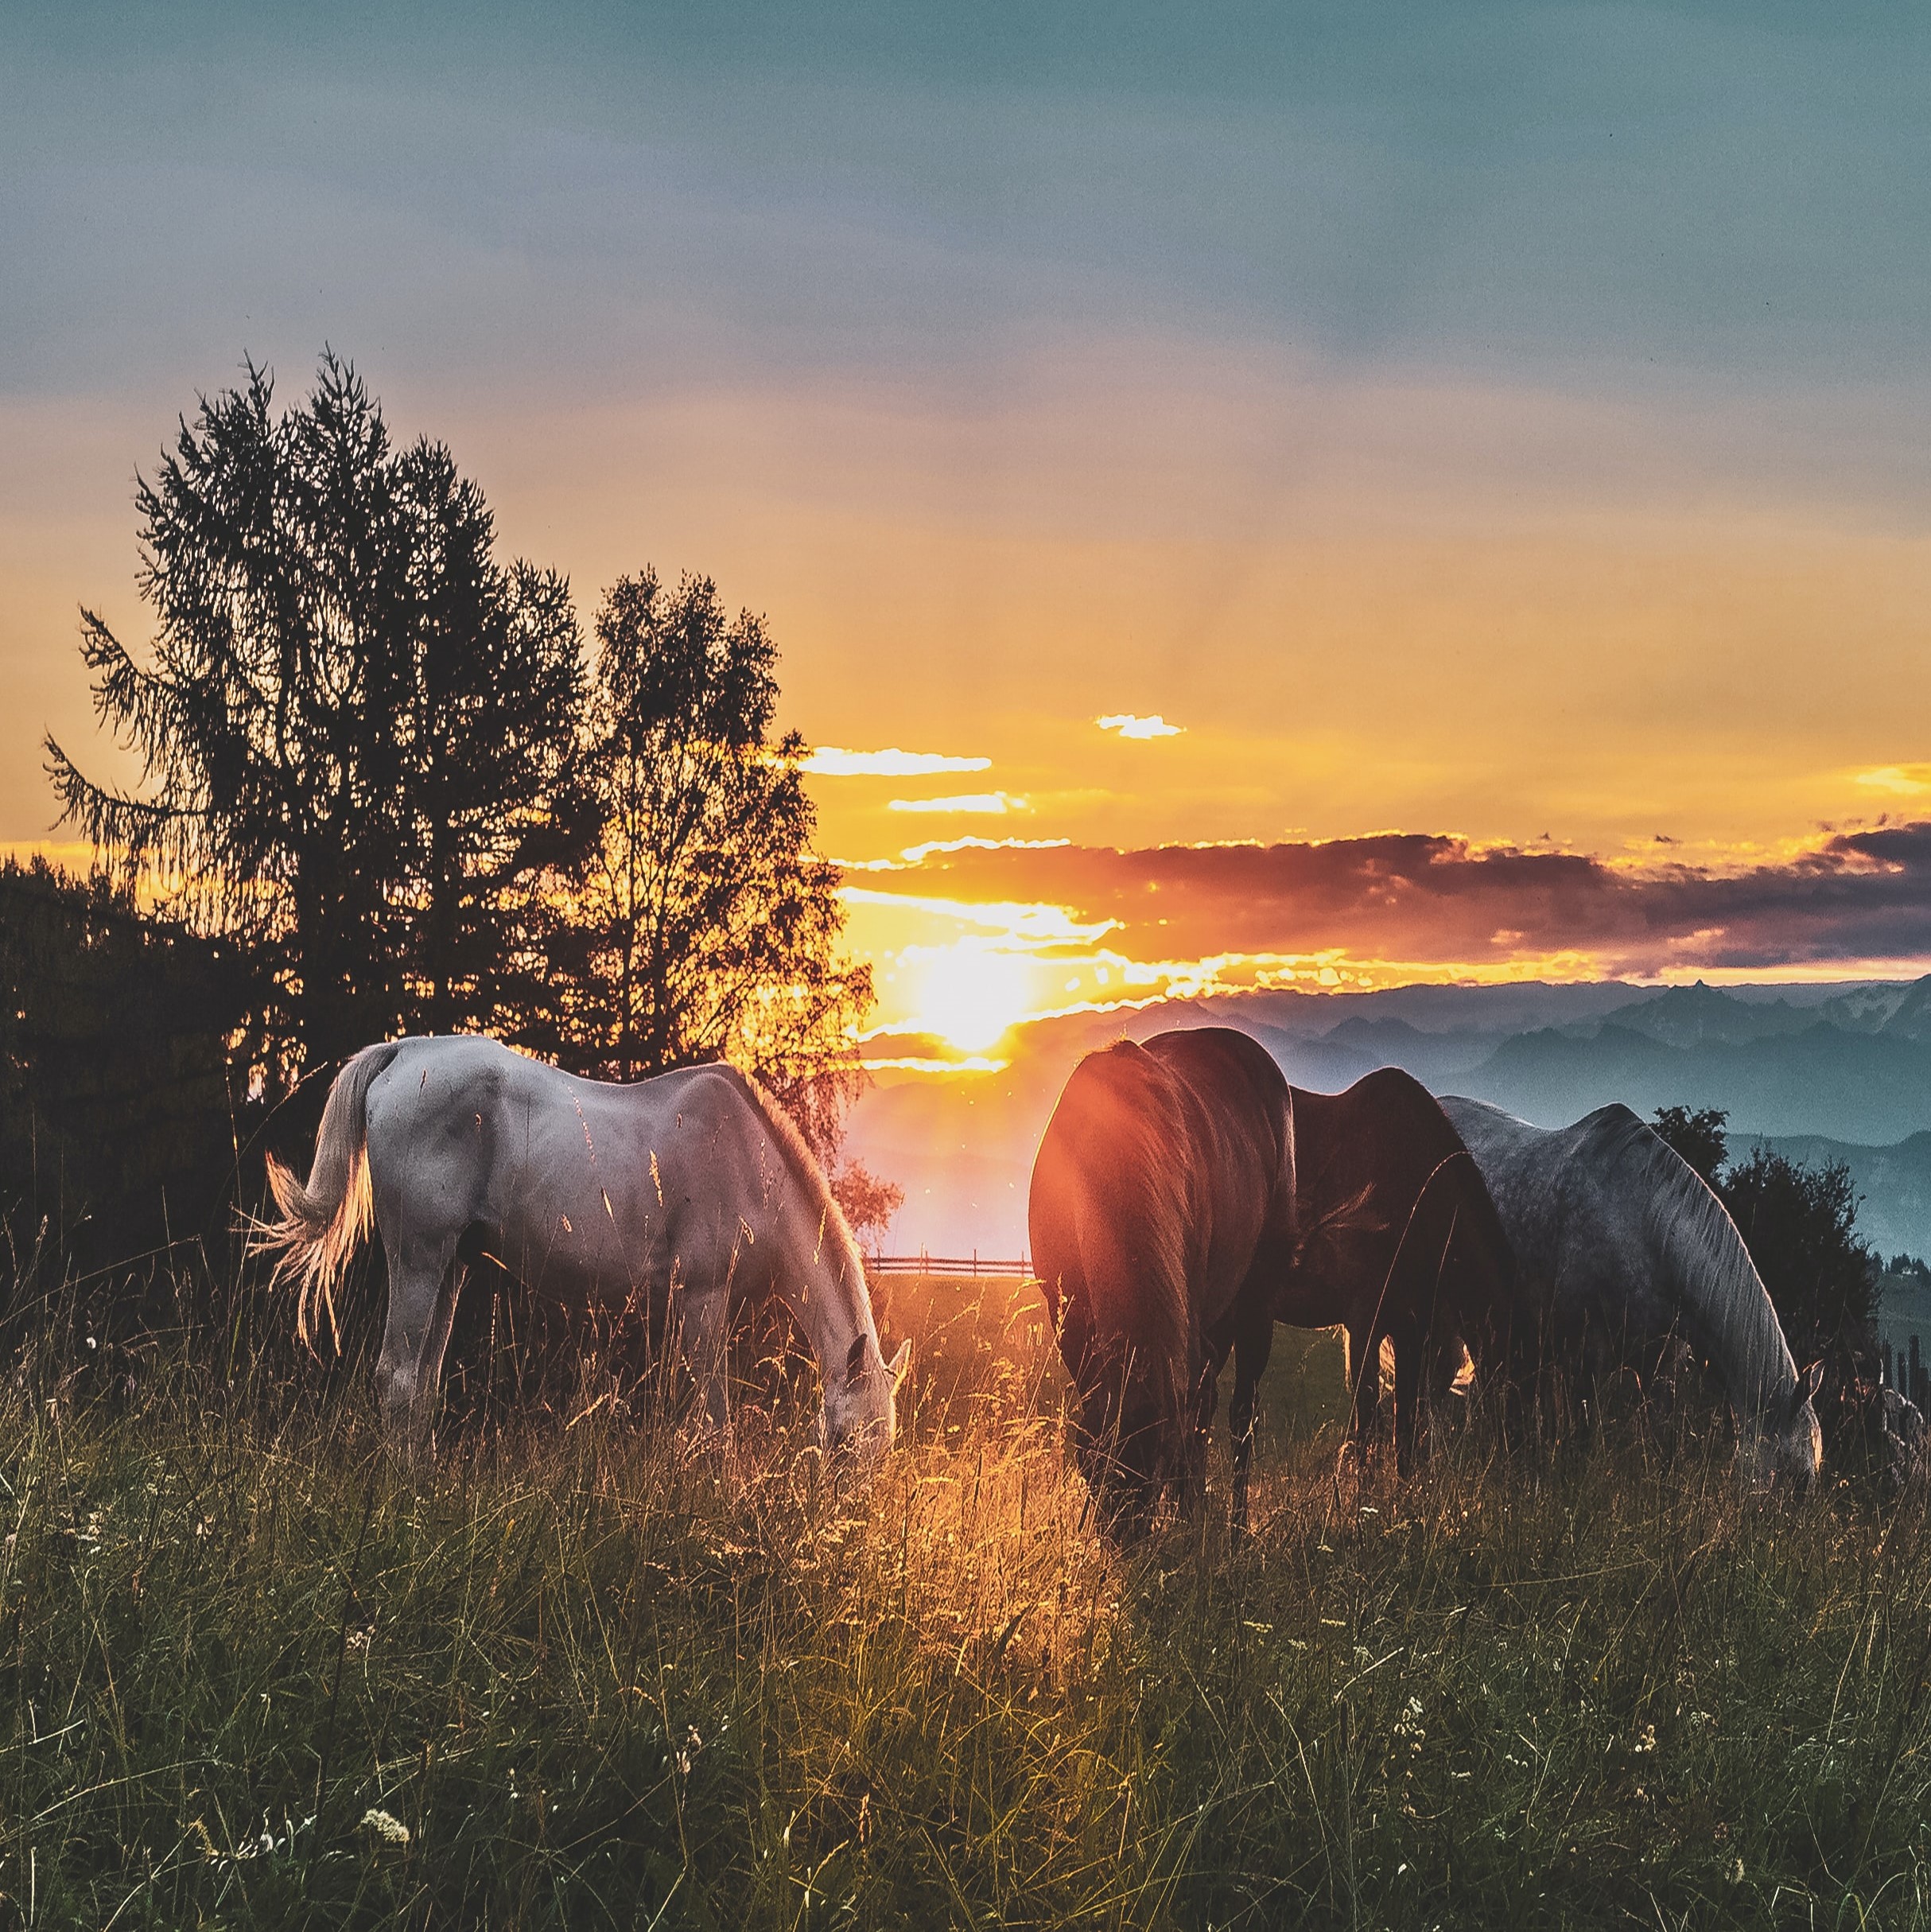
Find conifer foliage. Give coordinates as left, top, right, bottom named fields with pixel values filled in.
left=45, top=354, right=594, bottom=1076
left=38, top=356, right=873, bottom=1225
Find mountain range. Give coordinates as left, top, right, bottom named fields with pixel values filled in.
left=845, top=976, right=1931, bottom=1264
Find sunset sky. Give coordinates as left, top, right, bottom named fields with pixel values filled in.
left=7, top=4, right=1931, bottom=1055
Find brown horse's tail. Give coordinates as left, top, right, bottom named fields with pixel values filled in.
left=250, top=1040, right=403, bottom=1347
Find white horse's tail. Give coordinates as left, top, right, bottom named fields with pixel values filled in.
left=254, top=1040, right=404, bottom=1347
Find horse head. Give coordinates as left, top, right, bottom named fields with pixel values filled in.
left=1737, top=1359, right=1824, bottom=1491
left=822, top=1332, right=911, bottom=1467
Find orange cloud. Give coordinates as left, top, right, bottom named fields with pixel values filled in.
left=847, top=822, right=1931, bottom=1001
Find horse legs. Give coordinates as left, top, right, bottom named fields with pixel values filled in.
left=1176, top=1341, right=1223, bottom=1522
left=1229, top=1306, right=1274, bottom=1543
left=1346, top=1320, right=1385, bottom=1463
left=1391, top=1322, right=1424, bottom=1477
left=377, top=1237, right=462, bottom=1462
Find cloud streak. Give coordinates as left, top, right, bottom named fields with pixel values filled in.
left=853, top=823, right=1931, bottom=979
left=888, top=792, right=1028, bottom=815
left=803, top=746, right=991, bottom=777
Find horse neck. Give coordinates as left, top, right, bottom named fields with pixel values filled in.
left=775, top=1195, right=879, bottom=1379
left=1649, top=1173, right=1796, bottom=1431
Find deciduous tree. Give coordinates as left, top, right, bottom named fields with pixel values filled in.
left=538, top=569, right=870, bottom=1155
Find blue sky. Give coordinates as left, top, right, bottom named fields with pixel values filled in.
left=8, top=2, right=1929, bottom=402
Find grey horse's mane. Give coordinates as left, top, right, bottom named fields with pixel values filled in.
left=1573, top=1105, right=1797, bottom=1425
left=728, top=1064, right=871, bottom=1308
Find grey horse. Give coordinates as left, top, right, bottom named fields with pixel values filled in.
left=256, top=1036, right=907, bottom=1461
left=1440, top=1096, right=1822, bottom=1487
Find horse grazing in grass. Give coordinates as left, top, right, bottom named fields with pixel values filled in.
left=1278, top=1069, right=1522, bottom=1475
left=255, top=1036, right=907, bottom=1463
left=1029, top=1028, right=1296, bottom=1533
left=1440, top=1096, right=1822, bottom=1488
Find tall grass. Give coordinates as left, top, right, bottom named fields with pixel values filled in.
left=2, top=1259, right=1929, bottom=1928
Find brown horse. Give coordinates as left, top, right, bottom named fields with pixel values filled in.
left=1029, top=1028, right=1296, bottom=1531
left=1272, top=1067, right=1521, bottom=1474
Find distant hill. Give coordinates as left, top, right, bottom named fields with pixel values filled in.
left=843, top=974, right=1931, bottom=1257
left=1203, top=980, right=1656, bottom=1040
left=1566, top=981, right=1815, bottom=1048
left=1750, top=1130, right=1931, bottom=1269
left=1459, top=1019, right=1931, bottom=1145
left=1314, top=1016, right=1506, bottom=1087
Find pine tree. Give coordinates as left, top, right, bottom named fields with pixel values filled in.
left=46, top=354, right=594, bottom=1078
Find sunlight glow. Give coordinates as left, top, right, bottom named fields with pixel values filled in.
left=912, top=943, right=1036, bottom=1052
left=1855, top=765, right=1931, bottom=796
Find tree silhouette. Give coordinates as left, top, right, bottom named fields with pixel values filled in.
left=1650, top=1104, right=1730, bottom=1188
left=1721, top=1144, right=1878, bottom=1398
left=45, top=354, right=594, bottom=1078
left=538, top=569, right=870, bottom=1155
left=0, top=857, right=251, bottom=1277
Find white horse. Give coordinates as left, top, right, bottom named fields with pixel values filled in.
left=1441, top=1096, right=1822, bottom=1487
left=256, top=1036, right=907, bottom=1460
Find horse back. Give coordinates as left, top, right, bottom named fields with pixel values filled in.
left=1284, top=1067, right=1512, bottom=1338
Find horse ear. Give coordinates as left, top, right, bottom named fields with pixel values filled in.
left=846, top=1335, right=868, bottom=1383
left=1798, top=1359, right=1824, bottom=1406
left=888, top=1339, right=911, bottom=1390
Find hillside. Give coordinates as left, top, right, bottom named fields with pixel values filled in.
left=1751, top=1130, right=1931, bottom=1269
left=847, top=974, right=1931, bottom=1257
left=1460, top=1020, right=1931, bottom=1145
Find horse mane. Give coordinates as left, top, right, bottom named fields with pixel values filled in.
left=728, top=1065, right=872, bottom=1311
left=1573, top=1105, right=1797, bottom=1425
left=1056, top=1040, right=1198, bottom=1444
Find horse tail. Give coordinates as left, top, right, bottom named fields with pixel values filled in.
left=253, top=1040, right=404, bottom=1348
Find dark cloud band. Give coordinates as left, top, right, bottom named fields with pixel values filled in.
left=862, top=823, right=1931, bottom=974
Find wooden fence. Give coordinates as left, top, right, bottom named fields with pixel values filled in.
left=865, top=1252, right=1034, bottom=1278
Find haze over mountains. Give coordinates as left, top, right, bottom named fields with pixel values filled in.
left=845, top=977, right=1931, bottom=1263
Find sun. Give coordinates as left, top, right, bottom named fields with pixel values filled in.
left=915, top=943, right=1035, bottom=1053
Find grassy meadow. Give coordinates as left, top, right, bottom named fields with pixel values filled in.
left=2, top=1263, right=1929, bottom=1930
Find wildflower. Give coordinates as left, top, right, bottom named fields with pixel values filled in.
left=1394, top=1697, right=1426, bottom=1751
left=359, top=1808, right=410, bottom=1847
left=1631, top=1724, right=1657, bottom=1755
